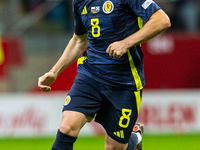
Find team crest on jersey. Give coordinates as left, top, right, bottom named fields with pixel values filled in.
left=103, top=1, right=114, bottom=14
left=64, top=95, right=71, bottom=106
left=91, top=6, right=100, bottom=14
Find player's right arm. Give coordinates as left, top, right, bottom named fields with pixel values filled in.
left=38, top=33, right=87, bottom=92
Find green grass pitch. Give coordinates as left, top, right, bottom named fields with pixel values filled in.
left=0, top=134, right=200, bottom=150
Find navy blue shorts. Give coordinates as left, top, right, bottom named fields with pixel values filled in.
left=63, top=73, right=142, bottom=143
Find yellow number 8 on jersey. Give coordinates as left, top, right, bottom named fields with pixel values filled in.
left=91, top=18, right=100, bottom=37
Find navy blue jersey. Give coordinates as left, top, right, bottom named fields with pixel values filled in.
left=74, top=0, right=160, bottom=90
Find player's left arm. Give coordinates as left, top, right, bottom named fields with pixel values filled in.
left=106, top=9, right=171, bottom=58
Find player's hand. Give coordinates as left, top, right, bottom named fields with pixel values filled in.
left=106, top=41, right=128, bottom=58
left=38, top=72, right=56, bottom=92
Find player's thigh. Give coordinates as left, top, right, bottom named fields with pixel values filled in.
left=105, top=134, right=128, bottom=150
left=63, top=73, right=102, bottom=118
left=60, top=73, right=102, bottom=136
left=60, top=110, right=88, bottom=137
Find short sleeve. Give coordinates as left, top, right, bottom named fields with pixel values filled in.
left=122, top=0, right=161, bottom=21
left=73, top=0, right=87, bottom=35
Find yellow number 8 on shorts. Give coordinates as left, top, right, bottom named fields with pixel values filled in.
left=119, top=108, right=132, bottom=128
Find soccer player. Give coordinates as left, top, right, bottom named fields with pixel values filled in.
left=38, top=0, right=170, bottom=150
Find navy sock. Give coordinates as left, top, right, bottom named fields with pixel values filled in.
left=126, top=133, right=138, bottom=150
left=51, top=129, right=77, bottom=150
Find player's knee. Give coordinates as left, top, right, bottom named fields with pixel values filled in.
left=105, top=143, right=127, bottom=150
left=59, top=123, right=71, bottom=134
left=59, top=122, right=77, bottom=136
left=105, top=144, right=116, bottom=150
left=59, top=120, right=81, bottom=137
left=105, top=136, right=128, bottom=150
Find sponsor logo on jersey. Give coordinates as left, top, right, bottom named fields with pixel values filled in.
left=64, top=95, right=71, bottom=106
left=91, top=6, right=100, bottom=14
left=103, top=1, right=114, bottom=14
left=81, top=6, right=87, bottom=15
left=142, top=0, right=154, bottom=9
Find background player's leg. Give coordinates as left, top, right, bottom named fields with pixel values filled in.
left=51, top=111, right=88, bottom=150
left=104, top=134, right=128, bottom=150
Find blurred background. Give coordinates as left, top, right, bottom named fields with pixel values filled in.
left=0, top=0, right=200, bottom=149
